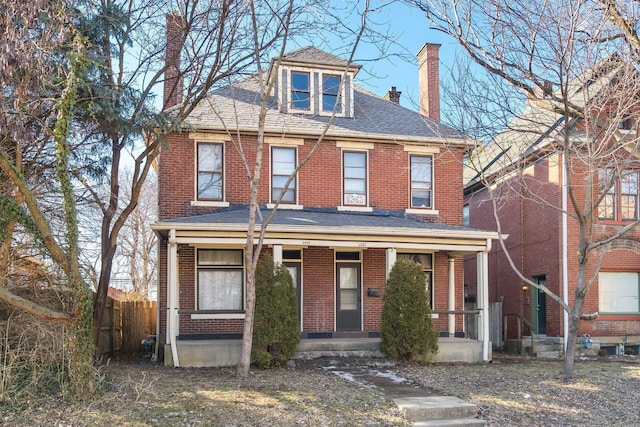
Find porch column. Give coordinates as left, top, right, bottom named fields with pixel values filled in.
left=448, top=255, right=455, bottom=337
left=273, top=244, right=283, bottom=264
left=385, top=248, right=397, bottom=279
left=168, top=229, right=180, bottom=367
left=477, top=240, right=491, bottom=362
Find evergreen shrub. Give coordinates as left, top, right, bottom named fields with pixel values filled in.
left=251, top=255, right=300, bottom=368
left=380, top=259, right=438, bottom=362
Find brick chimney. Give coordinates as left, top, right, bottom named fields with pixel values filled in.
left=417, top=43, right=441, bottom=121
left=383, top=86, right=402, bottom=104
left=163, top=12, right=184, bottom=110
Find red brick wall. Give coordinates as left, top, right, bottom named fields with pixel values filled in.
left=301, top=247, right=335, bottom=332
left=158, top=133, right=465, bottom=223
left=465, top=152, right=640, bottom=339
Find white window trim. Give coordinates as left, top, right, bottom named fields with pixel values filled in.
left=190, top=313, right=245, bottom=320
left=287, top=67, right=314, bottom=114
left=319, top=71, right=347, bottom=118
left=405, top=208, right=439, bottom=215
left=341, top=149, right=370, bottom=208
left=266, top=203, right=304, bottom=210
left=270, top=145, right=299, bottom=205
left=408, top=153, right=435, bottom=210
left=194, top=140, right=225, bottom=203
left=195, top=248, right=246, bottom=314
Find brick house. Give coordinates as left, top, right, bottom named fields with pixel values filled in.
left=464, top=55, right=640, bottom=356
left=152, top=41, right=500, bottom=367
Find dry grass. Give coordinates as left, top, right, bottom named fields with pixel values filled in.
left=2, top=355, right=639, bottom=426
left=399, top=354, right=640, bottom=426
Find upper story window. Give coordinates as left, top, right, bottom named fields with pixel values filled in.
left=343, top=151, right=367, bottom=206
left=463, top=204, right=470, bottom=227
left=598, top=168, right=638, bottom=221
left=410, top=155, right=433, bottom=209
left=291, top=71, right=310, bottom=110
left=271, top=146, right=297, bottom=203
left=197, top=142, right=223, bottom=200
left=322, top=74, right=342, bottom=113
left=197, top=249, right=244, bottom=311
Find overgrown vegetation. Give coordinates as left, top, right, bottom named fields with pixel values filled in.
left=251, top=256, right=299, bottom=369
left=380, top=259, right=438, bottom=362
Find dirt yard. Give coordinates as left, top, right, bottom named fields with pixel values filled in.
left=2, top=354, right=639, bottom=426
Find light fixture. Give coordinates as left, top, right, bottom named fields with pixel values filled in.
left=522, top=284, right=529, bottom=292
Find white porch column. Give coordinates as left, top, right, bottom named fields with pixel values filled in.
left=386, top=248, right=397, bottom=279
left=273, top=244, right=283, bottom=264
left=478, top=239, right=491, bottom=362
left=168, top=229, right=180, bottom=367
left=448, top=255, right=455, bottom=337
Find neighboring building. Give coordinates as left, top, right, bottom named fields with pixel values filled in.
left=464, top=55, right=640, bottom=356
left=152, top=29, right=500, bottom=366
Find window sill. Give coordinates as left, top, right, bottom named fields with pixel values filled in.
left=337, top=206, right=373, bottom=213
left=266, top=203, right=304, bottom=210
left=405, top=208, right=439, bottom=215
left=191, top=200, right=230, bottom=208
left=189, top=312, right=245, bottom=320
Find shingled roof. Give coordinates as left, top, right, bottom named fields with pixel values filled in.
left=182, top=73, right=467, bottom=143
left=171, top=45, right=468, bottom=144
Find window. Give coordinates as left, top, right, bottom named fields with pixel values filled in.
left=398, top=253, right=434, bottom=309
left=598, top=168, right=638, bottom=221
left=599, top=272, right=640, bottom=314
left=322, top=74, right=341, bottom=113
left=197, top=249, right=243, bottom=311
left=410, top=155, right=433, bottom=208
left=463, top=204, right=469, bottom=227
left=343, top=151, right=367, bottom=206
left=197, top=142, right=223, bottom=200
left=291, top=71, right=310, bottom=110
left=271, top=146, right=296, bottom=203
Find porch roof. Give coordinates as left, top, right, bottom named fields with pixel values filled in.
left=153, top=206, right=501, bottom=252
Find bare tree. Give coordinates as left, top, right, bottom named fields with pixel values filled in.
left=410, top=0, right=640, bottom=378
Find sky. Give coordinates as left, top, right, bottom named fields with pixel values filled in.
left=309, top=1, right=466, bottom=113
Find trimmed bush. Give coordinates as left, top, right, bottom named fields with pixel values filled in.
left=380, top=259, right=438, bottom=361
left=251, top=255, right=300, bottom=368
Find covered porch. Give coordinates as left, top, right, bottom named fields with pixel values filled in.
left=153, top=207, right=498, bottom=367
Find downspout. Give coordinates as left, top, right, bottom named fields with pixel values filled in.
left=562, top=152, right=569, bottom=352
left=169, top=229, right=180, bottom=367
left=482, top=238, right=491, bottom=362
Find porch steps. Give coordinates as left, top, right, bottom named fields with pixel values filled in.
left=519, top=336, right=562, bottom=359
left=395, top=396, right=485, bottom=427
left=294, top=338, right=382, bottom=359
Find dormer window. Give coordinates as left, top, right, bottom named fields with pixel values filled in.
left=291, top=71, right=310, bottom=110
left=322, top=74, right=342, bottom=113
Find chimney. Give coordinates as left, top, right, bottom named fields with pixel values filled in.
left=417, top=43, right=441, bottom=121
left=383, top=86, right=402, bottom=104
left=163, top=12, right=184, bottom=110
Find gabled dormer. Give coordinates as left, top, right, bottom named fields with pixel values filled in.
left=271, top=46, right=361, bottom=118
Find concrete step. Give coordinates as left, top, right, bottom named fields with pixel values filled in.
left=394, top=396, right=478, bottom=422
left=414, top=418, right=486, bottom=427
left=535, top=350, right=560, bottom=359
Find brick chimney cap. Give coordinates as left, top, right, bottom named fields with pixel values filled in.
left=416, top=43, right=442, bottom=59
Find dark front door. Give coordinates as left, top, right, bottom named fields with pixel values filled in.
left=533, top=276, right=547, bottom=335
left=336, top=263, right=361, bottom=331
left=284, top=261, right=301, bottom=325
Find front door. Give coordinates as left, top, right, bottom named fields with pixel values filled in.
left=532, top=276, right=547, bottom=335
left=284, top=262, right=302, bottom=325
left=336, top=263, right=361, bottom=331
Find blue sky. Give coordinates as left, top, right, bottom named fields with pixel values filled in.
left=349, top=2, right=460, bottom=111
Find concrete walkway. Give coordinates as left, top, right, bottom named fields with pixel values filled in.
left=297, top=357, right=485, bottom=427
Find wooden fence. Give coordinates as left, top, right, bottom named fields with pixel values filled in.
left=97, top=298, right=156, bottom=356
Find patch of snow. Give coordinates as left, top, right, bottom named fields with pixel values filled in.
left=370, top=370, right=409, bottom=383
